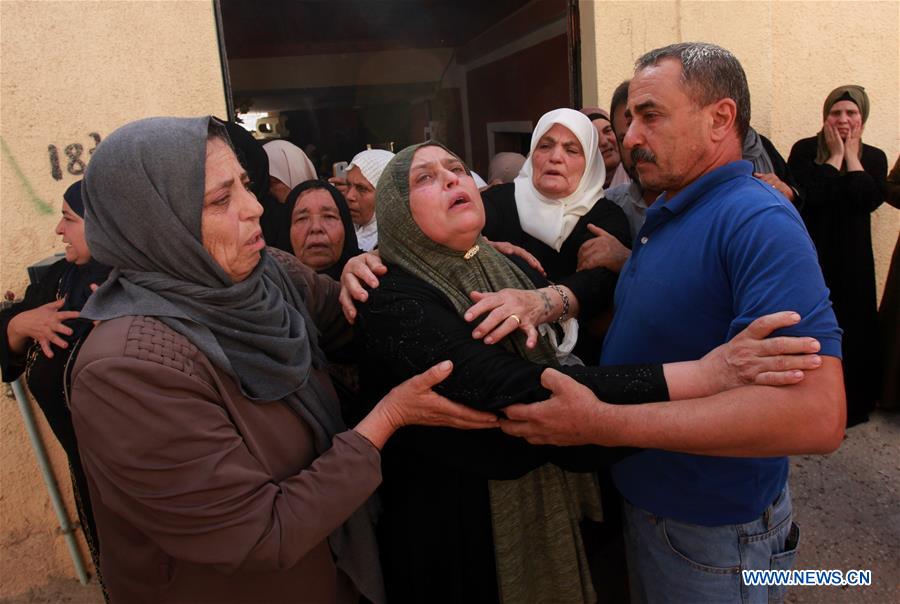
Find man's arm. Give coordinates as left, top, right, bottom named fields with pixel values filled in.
left=500, top=357, right=845, bottom=456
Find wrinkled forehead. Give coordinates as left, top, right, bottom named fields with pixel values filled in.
left=296, top=187, right=339, bottom=210
left=630, top=59, right=690, bottom=102
left=539, top=123, right=581, bottom=146
left=204, top=137, right=247, bottom=188
left=411, top=143, right=462, bottom=166
left=828, top=100, right=860, bottom=114
left=346, top=165, right=372, bottom=187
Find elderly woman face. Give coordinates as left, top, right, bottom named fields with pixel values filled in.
left=202, top=137, right=265, bottom=282
left=408, top=146, right=484, bottom=251
left=531, top=124, right=586, bottom=198
left=290, top=188, right=345, bottom=271
left=55, top=201, right=91, bottom=265
left=825, top=100, right=863, bottom=141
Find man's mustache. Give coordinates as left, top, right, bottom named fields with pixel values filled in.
left=631, top=147, right=657, bottom=164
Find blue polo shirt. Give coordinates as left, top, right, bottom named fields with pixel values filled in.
left=602, top=160, right=841, bottom=526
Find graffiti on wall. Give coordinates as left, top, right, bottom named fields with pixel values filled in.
left=47, top=133, right=102, bottom=180
left=1, top=132, right=103, bottom=215
left=0, top=137, right=52, bottom=215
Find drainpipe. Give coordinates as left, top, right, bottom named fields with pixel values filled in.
left=10, top=378, right=89, bottom=585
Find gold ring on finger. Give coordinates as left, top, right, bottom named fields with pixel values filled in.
left=508, top=314, right=521, bottom=325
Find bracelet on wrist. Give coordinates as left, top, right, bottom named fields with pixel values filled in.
left=548, top=284, right=570, bottom=322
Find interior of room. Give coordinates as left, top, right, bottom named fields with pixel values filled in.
left=218, top=0, right=579, bottom=177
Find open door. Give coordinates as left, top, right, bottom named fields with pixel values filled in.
left=218, top=0, right=580, bottom=177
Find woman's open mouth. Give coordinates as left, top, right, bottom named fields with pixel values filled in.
left=246, top=231, right=265, bottom=249
left=450, top=194, right=471, bottom=209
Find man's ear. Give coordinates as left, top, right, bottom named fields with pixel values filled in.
left=708, top=98, right=738, bottom=143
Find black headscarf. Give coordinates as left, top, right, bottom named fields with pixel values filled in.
left=58, top=179, right=110, bottom=312
left=63, top=179, right=86, bottom=216
left=285, top=179, right=361, bottom=280
left=81, top=116, right=383, bottom=602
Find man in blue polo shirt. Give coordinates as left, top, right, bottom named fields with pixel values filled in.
left=500, top=42, right=845, bottom=602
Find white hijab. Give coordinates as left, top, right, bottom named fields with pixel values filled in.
left=263, top=140, right=317, bottom=188
left=513, top=108, right=606, bottom=251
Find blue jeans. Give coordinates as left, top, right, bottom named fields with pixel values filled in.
left=622, top=486, right=800, bottom=603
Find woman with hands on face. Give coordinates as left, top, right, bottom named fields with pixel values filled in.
left=788, top=85, right=888, bottom=426
left=0, top=179, right=110, bottom=569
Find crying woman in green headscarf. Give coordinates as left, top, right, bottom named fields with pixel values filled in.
left=350, top=141, right=828, bottom=603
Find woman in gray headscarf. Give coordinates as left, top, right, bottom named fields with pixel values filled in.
left=69, top=116, right=497, bottom=604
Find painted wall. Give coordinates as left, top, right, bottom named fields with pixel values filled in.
left=0, top=0, right=226, bottom=597
left=580, top=0, right=899, bottom=300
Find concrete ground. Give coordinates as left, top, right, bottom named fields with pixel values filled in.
left=786, top=410, right=900, bottom=603
left=2, top=412, right=898, bottom=604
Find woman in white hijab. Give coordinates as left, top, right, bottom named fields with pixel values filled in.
left=260, top=140, right=319, bottom=253
left=263, top=140, right=318, bottom=203
left=478, top=108, right=631, bottom=359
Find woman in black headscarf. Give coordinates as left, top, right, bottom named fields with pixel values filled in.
left=1, top=179, right=110, bottom=564
left=69, top=116, right=497, bottom=604
left=286, top=179, right=361, bottom=280
left=285, top=179, right=364, bottom=423
left=788, top=85, right=888, bottom=426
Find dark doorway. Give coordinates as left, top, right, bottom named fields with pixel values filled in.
left=218, top=0, right=579, bottom=177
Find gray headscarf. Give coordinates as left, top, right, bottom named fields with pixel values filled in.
left=81, top=116, right=384, bottom=603
left=742, top=126, right=775, bottom=174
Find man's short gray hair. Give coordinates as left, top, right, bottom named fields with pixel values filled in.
left=635, top=42, right=750, bottom=139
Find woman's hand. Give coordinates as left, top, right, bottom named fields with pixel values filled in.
left=843, top=123, right=864, bottom=172
left=6, top=299, right=80, bottom=358
left=355, top=361, right=499, bottom=449
left=754, top=172, right=795, bottom=202
left=484, top=238, right=546, bottom=277
left=665, top=311, right=823, bottom=400
left=464, top=288, right=558, bottom=348
left=823, top=122, right=845, bottom=169
left=338, top=252, right=387, bottom=323
left=577, top=224, right=631, bottom=272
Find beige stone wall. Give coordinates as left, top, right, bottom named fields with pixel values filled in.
left=0, top=0, right=226, bottom=597
left=580, top=0, right=899, bottom=300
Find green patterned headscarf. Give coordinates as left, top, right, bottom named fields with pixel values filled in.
left=376, top=141, right=600, bottom=603
left=377, top=141, right=558, bottom=365
left=815, top=84, right=870, bottom=167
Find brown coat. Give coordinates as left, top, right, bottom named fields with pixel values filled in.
left=70, top=257, right=381, bottom=604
